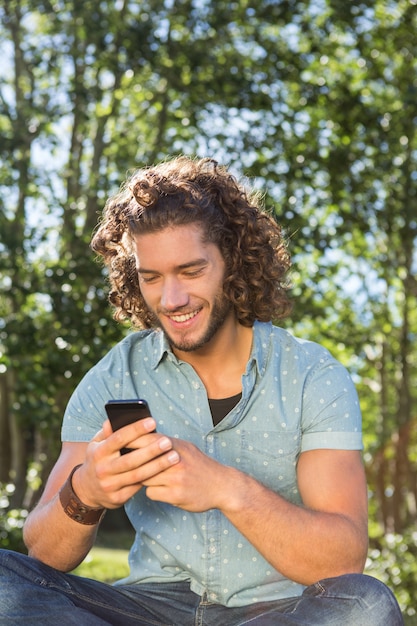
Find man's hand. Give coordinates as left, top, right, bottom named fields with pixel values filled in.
left=142, top=439, right=229, bottom=512
left=72, top=418, right=181, bottom=510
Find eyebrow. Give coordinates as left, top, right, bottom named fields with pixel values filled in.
left=137, top=258, right=209, bottom=275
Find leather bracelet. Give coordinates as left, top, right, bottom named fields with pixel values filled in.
left=59, top=464, right=106, bottom=525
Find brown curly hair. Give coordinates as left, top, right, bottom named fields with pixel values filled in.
left=91, top=156, right=292, bottom=329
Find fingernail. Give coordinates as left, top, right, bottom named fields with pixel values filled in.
left=167, top=451, right=180, bottom=463
left=143, top=418, right=156, bottom=431
left=159, top=437, right=172, bottom=450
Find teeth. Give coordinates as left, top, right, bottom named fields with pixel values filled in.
left=170, top=311, right=198, bottom=323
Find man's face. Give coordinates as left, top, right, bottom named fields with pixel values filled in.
left=133, top=224, right=233, bottom=354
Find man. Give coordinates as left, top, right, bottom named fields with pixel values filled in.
left=0, top=157, right=403, bottom=624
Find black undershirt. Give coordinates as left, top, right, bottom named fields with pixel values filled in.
left=208, top=392, right=242, bottom=426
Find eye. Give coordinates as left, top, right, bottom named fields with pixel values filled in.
left=184, top=267, right=205, bottom=278
left=139, top=274, right=159, bottom=284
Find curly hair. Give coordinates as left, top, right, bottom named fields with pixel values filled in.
left=91, top=156, right=292, bottom=329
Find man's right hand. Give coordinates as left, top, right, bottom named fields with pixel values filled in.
left=22, top=420, right=179, bottom=571
left=72, top=418, right=180, bottom=509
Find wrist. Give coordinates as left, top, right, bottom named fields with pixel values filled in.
left=59, top=464, right=106, bottom=525
left=71, top=464, right=99, bottom=507
left=216, top=466, right=253, bottom=513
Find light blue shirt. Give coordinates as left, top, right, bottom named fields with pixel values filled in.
left=62, top=321, right=362, bottom=607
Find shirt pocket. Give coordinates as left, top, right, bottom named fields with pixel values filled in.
left=238, top=429, right=301, bottom=498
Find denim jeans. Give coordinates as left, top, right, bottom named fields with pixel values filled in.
left=0, top=550, right=403, bottom=625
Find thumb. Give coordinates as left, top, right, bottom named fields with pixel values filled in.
left=93, top=419, right=112, bottom=443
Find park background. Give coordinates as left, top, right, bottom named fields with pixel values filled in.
left=0, top=0, right=416, bottom=621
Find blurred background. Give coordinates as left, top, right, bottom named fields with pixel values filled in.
left=0, top=0, right=416, bottom=620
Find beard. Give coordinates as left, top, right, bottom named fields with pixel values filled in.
left=155, top=292, right=232, bottom=353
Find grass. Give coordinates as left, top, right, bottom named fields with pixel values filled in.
left=72, top=545, right=130, bottom=582
left=71, top=530, right=132, bottom=583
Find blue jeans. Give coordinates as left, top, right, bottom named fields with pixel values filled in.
left=0, top=550, right=403, bottom=625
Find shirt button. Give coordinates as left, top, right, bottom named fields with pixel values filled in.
left=209, top=545, right=216, bottom=554
left=192, top=381, right=200, bottom=389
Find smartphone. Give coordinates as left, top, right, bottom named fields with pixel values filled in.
left=105, top=399, right=154, bottom=454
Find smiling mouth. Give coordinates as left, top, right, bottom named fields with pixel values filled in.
left=168, top=309, right=201, bottom=323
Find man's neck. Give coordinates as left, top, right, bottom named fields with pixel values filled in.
left=172, top=322, right=253, bottom=399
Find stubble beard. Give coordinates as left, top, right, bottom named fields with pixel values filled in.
left=156, top=293, right=232, bottom=353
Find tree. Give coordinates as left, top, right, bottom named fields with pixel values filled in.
left=1, top=0, right=416, bottom=614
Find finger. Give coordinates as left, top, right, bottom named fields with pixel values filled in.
left=91, top=419, right=115, bottom=445
left=115, top=435, right=172, bottom=467
left=109, top=417, right=157, bottom=454
left=127, top=448, right=180, bottom=485
left=100, top=447, right=180, bottom=504
left=102, top=419, right=113, bottom=438
left=91, top=424, right=107, bottom=444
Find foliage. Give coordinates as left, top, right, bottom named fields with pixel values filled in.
left=0, top=483, right=27, bottom=552
left=366, top=527, right=417, bottom=622
left=0, top=0, right=416, bottom=614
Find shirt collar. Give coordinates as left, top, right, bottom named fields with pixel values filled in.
left=148, top=320, right=273, bottom=374
left=149, top=329, right=172, bottom=369
left=248, top=320, right=272, bottom=377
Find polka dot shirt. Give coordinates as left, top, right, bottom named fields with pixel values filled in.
left=62, top=321, right=362, bottom=607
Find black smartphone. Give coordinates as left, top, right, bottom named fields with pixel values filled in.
left=105, top=399, right=154, bottom=454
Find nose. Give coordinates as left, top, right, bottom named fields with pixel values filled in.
left=160, top=277, right=189, bottom=311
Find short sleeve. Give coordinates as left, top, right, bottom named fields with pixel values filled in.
left=61, top=342, right=125, bottom=442
left=300, top=355, right=363, bottom=452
